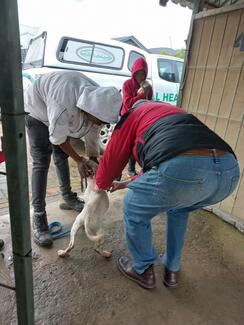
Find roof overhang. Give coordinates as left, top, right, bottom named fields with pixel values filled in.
left=159, top=0, right=244, bottom=10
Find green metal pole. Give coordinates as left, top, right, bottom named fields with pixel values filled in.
left=177, top=0, right=205, bottom=107
left=0, top=0, right=34, bottom=324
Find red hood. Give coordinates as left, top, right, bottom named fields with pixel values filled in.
left=131, top=57, right=148, bottom=80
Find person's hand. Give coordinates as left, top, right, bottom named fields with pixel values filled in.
left=137, top=87, right=144, bottom=95
left=137, top=81, right=151, bottom=98
left=143, top=85, right=151, bottom=99
left=87, top=158, right=99, bottom=172
left=77, top=157, right=94, bottom=179
left=78, top=157, right=99, bottom=192
left=109, top=180, right=130, bottom=193
left=140, top=80, right=150, bottom=88
left=89, top=157, right=99, bottom=164
left=141, top=81, right=151, bottom=99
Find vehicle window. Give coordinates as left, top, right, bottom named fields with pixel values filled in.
left=175, top=61, right=183, bottom=82
left=128, top=51, right=145, bottom=71
left=23, top=32, right=46, bottom=69
left=157, top=59, right=176, bottom=83
left=58, top=38, right=124, bottom=70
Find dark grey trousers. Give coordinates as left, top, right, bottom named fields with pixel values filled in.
left=25, top=115, right=72, bottom=213
left=128, top=155, right=136, bottom=172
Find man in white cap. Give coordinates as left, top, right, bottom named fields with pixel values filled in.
left=25, top=71, right=122, bottom=247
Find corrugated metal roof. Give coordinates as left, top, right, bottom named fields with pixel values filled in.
left=159, top=0, right=244, bottom=10
left=112, top=35, right=149, bottom=52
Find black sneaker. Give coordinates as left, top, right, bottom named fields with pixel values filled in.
left=33, top=212, right=53, bottom=247
left=0, top=239, right=4, bottom=251
left=59, top=192, right=84, bottom=212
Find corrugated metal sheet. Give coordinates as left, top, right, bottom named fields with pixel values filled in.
left=180, top=3, right=244, bottom=225
left=160, top=0, right=244, bottom=9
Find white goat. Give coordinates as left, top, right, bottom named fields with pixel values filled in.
left=57, top=177, right=110, bottom=257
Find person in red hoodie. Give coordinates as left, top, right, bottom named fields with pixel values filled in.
left=94, top=100, right=239, bottom=290
left=121, top=57, right=153, bottom=176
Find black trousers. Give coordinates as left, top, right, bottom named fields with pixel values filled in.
left=128, top=155, right=136, bottom=172
left=25, top=115, right=72, bottom=213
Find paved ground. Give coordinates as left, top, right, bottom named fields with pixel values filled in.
left=0, top=134, right=244, bottom=325
left=0, top=136, right=82, bottom=216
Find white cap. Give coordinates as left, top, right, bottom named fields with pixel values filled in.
left=77, top=86, right=122, bottom=124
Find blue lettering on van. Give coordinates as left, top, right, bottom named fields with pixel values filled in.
left=155, top=92, right=161, bottom=101
left=77, top=46, right=115, bottom=64
left=154, top=92, right=178, bottom=103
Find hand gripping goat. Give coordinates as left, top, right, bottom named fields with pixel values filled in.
left=57, top=177, right=111, bottom=258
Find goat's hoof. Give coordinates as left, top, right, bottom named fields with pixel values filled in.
left=94, top=249, right=113, bottom=259
left=57, top=249, right=68, bottom=257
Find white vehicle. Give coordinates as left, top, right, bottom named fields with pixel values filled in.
left=22, top=31, right=183, bottom=150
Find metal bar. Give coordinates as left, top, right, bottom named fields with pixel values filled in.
left=0, top=0, right=34, bottom=324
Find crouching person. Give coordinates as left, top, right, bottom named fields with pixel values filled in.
left=95, top=99, right=240, bottom=289
left=25, top=71, right=122, bottom=247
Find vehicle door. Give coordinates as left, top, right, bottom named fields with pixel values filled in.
left=151, top=55, right=182, bottom=105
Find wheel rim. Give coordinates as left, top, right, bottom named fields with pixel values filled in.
left=99, top=124, right=114, bottom=151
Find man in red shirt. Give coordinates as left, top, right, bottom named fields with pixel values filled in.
left=95, top=100, right=239, bottom=290
left=121, top=57, right=153, bottom=176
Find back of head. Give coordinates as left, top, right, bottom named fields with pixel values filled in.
left=77, top=86, right=122, bottom=124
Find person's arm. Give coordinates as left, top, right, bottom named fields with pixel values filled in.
left=47, top=100, right=96, bottom=178
left=109, top=179, right=131, bottom=192
left=95, top=118, right=135, bottom=190
left=84, top=124, right=101, bottom=159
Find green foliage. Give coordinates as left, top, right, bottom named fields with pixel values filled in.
left=159, top=49, right=186, bottom=59
left=174, top=49, right=186, bottom=59
left=159, top=50, right=171, bottom=56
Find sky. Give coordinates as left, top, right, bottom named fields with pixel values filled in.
left=17, top=0, right=192, bottom=50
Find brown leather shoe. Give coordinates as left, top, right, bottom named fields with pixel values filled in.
left=117, top=256, right=155, bottom=289
left=163, top=266, right=178, bottom=288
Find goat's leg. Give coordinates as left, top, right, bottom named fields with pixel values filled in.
left=94, top=247, right=113, bottom=259
left=57, top=206, right=88, bottom=257
left=57, top=239, right=75, bottom=257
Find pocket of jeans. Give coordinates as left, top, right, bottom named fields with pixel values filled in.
left=159, top=166, right=204, bottom=185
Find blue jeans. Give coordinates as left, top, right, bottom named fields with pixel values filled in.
left=124, top=152, right=240, bottom=274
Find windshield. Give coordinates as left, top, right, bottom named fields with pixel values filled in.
left=23, top=32, right=46, bottom=69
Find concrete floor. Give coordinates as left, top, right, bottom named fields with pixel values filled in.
left=0, top=137, right=244, bottom=325
left=0, top=189, right=244, bottom=325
